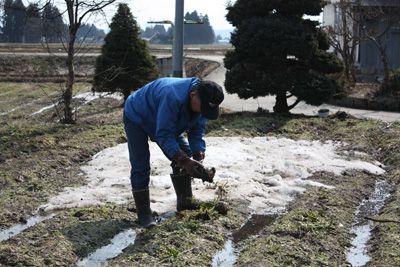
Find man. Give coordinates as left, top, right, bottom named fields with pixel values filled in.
left=124, top=77, right=224, bottom=228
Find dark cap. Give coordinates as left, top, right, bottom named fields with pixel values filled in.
left=195, top=80, right=224, bottom=120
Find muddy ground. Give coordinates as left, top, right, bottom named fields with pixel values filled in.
left=0, top=82, right=399, bottom=266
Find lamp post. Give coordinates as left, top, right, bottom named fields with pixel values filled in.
left=148, top=0, right=203, bottom=77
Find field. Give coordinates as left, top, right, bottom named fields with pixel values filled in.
left=0, top=79, right=399, bottom=266
left=0, top=43, right=233, bottom=55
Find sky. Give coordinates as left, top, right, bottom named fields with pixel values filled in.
left=127, top=0, right=234, bottom=31
left=48, top=0, right=235, bottom=33
left=29, top=0, right=321, bottom=36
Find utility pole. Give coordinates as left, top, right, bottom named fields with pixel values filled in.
left=173, top=0, right=184, bottom=77
left=149, top=0, right=202, bottom=77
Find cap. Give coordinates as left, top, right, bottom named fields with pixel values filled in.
left=196, top=80, right=224, bottom=120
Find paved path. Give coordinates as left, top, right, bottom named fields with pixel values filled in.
left=192, top=54, right=400, bottom=123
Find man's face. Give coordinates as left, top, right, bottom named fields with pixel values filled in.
left=190, top=90, right=201, bottom=113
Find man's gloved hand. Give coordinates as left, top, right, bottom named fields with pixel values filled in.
left=173, top=150, right=206, bottom=178
left=192, top=151, right=205, bottom=162
left=182, top=158, right=206, bottom=178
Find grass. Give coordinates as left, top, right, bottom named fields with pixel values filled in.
left=368, top=168, right=400, bottom=266
left=0, top=205, right=134, bottom=266
left=0, top=82, right=91, bottom=118
left=1, top=82, right=400, bottom=266
left=237, top=171, right=378, bottom=266
left=0, top=82, right=125, bottom=228
left=109, top=200, right=245, bottom=267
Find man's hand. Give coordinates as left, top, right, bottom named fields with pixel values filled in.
left=181, top=158, right=206, bottom=178
left=173, top=150, right=206, bottom=178
left=192, top=151, right=205, bottom=161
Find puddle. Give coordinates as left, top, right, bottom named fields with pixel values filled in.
left=74, top=210, right=172, bottom=266
left=212, top=213, right=279, bottom=267
left=212, top=239, right=236, bottom=267
left=0, top=214, right=55, bottom=242
left=347, top=180, right=392, bottom=267
left=76, top=228, right=136, bottom=267
left=232, top=214, right=278, bottom=243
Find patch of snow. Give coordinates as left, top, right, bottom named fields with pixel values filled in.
left=0, top=107, right=19, bottom=116
left=32, top=103, right=58, bottom=115
left=40, top=137, right=385, bottom=214
left=73, top=92, right=122, bottom=105
left=31, top=92, right=122, bottom=115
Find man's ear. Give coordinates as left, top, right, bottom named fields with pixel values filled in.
left=189, top=90, right=197, bottom=98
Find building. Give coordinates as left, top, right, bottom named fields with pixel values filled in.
left=323, top=0, right=400, bottom=79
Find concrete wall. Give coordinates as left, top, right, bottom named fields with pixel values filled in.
left=157, top=57, right=173, bottom=77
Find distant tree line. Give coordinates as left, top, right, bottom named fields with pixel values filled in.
left=0, top=1, right=105, bottom=43
left=141, top=10, right=215, bottom=44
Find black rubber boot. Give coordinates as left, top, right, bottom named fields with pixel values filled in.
left=170, top=172, right=200, bottom=211
left=132, top=188, right=156, bottom=228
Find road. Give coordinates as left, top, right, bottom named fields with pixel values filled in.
left=192, top=54, right=400, bottom=123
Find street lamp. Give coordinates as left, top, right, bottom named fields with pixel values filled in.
left=148, top=0, right=204, bottom=77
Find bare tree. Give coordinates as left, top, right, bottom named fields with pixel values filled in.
left=62, top=0, right=117, bottom=123
left=19, top=0, right=118, bottom=123
left=326, top=0, right=400, bottom=92
left=356, top=2, right=400, bottom=92
left=325, top=0, right=360, bottom=85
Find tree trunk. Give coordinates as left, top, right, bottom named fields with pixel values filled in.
left=375, top=39, right=390, bottom=92
left=273, top=90, right=289, bottom=113
left=379, top=47, right=390, bottom=92
left=341, top=5, right=352, bottom=84
left=63, top=28, right=77, bottom=124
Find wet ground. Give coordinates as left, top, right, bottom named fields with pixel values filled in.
left=212, top=213, right=279, bottom=267
left=347, top=180, right=392, bottom=267
left=1, top=82, right=400, bottom=266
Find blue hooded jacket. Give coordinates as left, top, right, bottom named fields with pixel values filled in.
left=124, top=77, right=207, bottom=159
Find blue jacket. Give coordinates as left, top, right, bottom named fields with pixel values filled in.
left=124, top=77, right=207, bottom=159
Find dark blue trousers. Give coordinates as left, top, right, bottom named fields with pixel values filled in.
left=124, top=113, right=192, bottom=191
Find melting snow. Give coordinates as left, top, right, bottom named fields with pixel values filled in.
left=0, top=107, right=19, bottom=116
left=41, top=137, right=385, bottom=214
left=0, top=214, right=55, bottom=242
left=31, top=92, right=122, bottom=115
left=76, top=229, right=136, bottom=267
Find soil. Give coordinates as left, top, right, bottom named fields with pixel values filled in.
left=348, top=82, right=400, bottom=106
left=350, top=83, right=381, bottom=99
left=0, top=82, right=399, bottom=266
